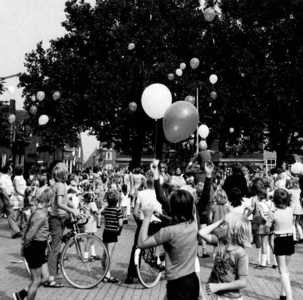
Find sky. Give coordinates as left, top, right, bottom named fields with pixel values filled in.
left=0, top=0, right=98, bottom=162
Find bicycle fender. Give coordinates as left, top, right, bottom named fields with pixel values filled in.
left=134, top=248, right=141, bottom=265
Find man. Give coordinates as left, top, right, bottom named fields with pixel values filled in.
left=0, top=166, right=22, bottom=238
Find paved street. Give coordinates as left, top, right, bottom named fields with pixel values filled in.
left=1, top=215, right=303, bottom=300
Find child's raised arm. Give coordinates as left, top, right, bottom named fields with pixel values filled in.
left=198, top=219, right=224, bottom=244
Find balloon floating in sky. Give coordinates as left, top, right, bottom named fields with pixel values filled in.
left=199, top=140, right=207, bottom=150
left=291, top=162, right=303, bottom=174
left=180, top=63, right=186, bottom=70
left=8, top=86, right=15, bottom=95
left=141, top=83, right=172, bottom=119
left=30, top=105, right=38, bottom=115
left=209, top=74, right=218, bottom=84
left=128, top=43, right=135, bottom=50
left=204, top=8, right=216, bottom=22
left=185, top=95, right=195, bottom=105
left=168, top=73, right=174, bottom=80
left=129, top=102, right=137, bottom=112
left=210, top=91, right=217, bottom=100
left=39, top=115, right=49, bottom=125
left=52, top=91, right=60, bottom=101
left=37, top=91, right=45, bottom=101
left=229, top=127, right=234, bottom=133
left=8, top=114, right=16, bottom=124
left=190, top=58, right=200, bottom=69
left=176, top=69, right=183, bottom=76
left=163, top=101, right=199, bottom=143
left=198, top=124, right=209, bottom=139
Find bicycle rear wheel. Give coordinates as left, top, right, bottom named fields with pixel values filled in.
left=136, top=248, right=163, bottom=288
left=60, top=233, right=110, bottom=289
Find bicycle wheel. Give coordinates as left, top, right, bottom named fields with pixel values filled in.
left=60, top=233, right=110, bottom=289
left=136, top=248, right=163, bottom=288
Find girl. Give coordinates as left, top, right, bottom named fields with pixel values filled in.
left=199, top=212, right=250, bottom=300
left=265, top=189, right=294, bottom=300
left=102, top=190, right=123, bottom=283
left=287, top=179, right=303, bottom=243
left=121, top=184, right=130, bottom=224
left=13, top=188, right=54, bottom=300
left=94, top=178, right=105, bottom=228
left=228, top=187, right=252, bottom=215
left=138, top=190, right=200, bottom=300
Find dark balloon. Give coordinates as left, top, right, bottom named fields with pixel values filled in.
left=129, top=102, right=137, bottom=112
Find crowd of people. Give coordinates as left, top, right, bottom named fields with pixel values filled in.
left=0, top=155, right=301, bottom=300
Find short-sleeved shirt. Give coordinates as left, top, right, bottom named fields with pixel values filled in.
left=49, top=182, right=68, bottom=218
left=153, top=221, right=198, bottom=281
left=266, top=207, right=293, bottom=235
left=104, top=206, right=122, bottom=231
left=84, top=201, right=98, bottom=233
left=0, top=174, right=14, bottom=196
left=25, top=208, right=49, bottom=243
left=208, top=235, right=248, bottom=298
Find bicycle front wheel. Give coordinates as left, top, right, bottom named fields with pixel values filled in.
left=60, top=233, right=110, bottom=289
left=136, top=248, right=163, bottom=288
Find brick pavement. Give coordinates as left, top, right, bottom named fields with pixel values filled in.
left=1, top=215, right=303, bottom=300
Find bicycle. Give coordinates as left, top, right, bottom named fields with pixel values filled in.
left=24, top=209, right=110, bottom=289
left=134, top=246, right=165, bottom=288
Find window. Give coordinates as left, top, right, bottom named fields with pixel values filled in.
left=106, top=152, right=112, bottom=160
left=266, top=159, right=276, bottom=173
left=1, top=154, right=6, bottom=167
left=15, top=155, right=19, bottom=167
left=20, top=155, right=24, bottom=166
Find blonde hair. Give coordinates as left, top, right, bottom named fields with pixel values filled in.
left=35, top=187, right=55, bottom=206
left=224, top=212, right=251, bottom=248
left=52, top=163, right=68, bottom=182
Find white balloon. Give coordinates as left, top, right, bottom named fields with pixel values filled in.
left=209, top=74, right=218, bottom=84
left=8, top=86, right=15, bottom=95
left=141, top=83, right=172, bottom=119
left=180, top=63, right=186, bottom=70
left=8, top=114, right=16, bottom=123
left=37, top=91, right=45, bottom=101
left=128, top=43, right=135, bottom=50
left=291, top=162, right=303, bottom=174
left=199, top=140, right=207, bottom=150
left=229, top=127, right=234, bottom=133
left=39, top=115, right=49, bottom=125
left=176, top=69, right=183, bottom=76
left=198, top=124, right=209, bottom=139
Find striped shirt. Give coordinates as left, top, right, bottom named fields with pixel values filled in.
left=104, top=206, right=122, bottom=231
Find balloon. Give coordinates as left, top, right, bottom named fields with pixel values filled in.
left=199, top=140, right=207, bottom=150
left=128, top=43, right=135, bottom=50
left=210, top=91, right=217, bottom=100
left=141, top=83, right=172, bottom=119
left=185, top=95, right=195, bottom=105
left=8, top=86, right=15, bottom=95
left=37, top=91, right=45, bottom=101
left=204, top=8, right=216, bottom=22
left=190, top=58, right=200, bottom=69
left=39, top=115, right=49, bottom=125
left=52, top=91, right=60, bottom=101
left=8, top=114, right=16, bottom=124
left=209, top=74, right=218, bottom=84
left=176, top=69, right=183, bottom=76
left=180, top=63, right=186, bottom=70
left=291, top=162, right=303, bottom=174
left=168, top=73, right=174, bottom=80
left=30, top=105, right=38, bottom=115
left=229, top=127, right=234, bottom=133
left=163, top=101, right=199, bottom=143
left=198, top=124, right=209, bottom=139
left=129, top=102, right=137, bottom=112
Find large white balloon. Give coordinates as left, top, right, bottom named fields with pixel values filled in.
left=141, top=83, right=172, bottom=119
left=209, top=74, right=218, bottom=84
left=198, top=124, right=209, bottom=139
left=39, top=115, right=49, bottom=125
left=291, top=162, right=303, bottom=174
left=176, top=69, right=183, bottom=76
left=8, top=86, right=15, bottom=95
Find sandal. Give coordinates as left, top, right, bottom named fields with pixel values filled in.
left=102, top=276, right=119, bottom=283
left=44, top=280, right=64, bottom=288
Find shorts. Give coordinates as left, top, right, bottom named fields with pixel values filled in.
left=103, top=229, right=118, bottom=243
left=166, top=272, right=199, bottom=300
left=274, top=235, right=294, bottom=256
left=24, top=240, right=48, bottom=269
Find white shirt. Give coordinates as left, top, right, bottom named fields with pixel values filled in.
left=0, top=174, right=14, bottom=196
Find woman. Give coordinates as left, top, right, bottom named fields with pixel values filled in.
left=159, top=163, right=171, bottom=185
left=170, top=166, right=186, bottom=188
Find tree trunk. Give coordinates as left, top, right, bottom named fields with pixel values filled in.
left=131, top=126, right=145, bottom=168
left=276, top=147, right=287, bottom=168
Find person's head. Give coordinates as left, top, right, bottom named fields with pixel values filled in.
left=170, top=190, right=195, bottom=224
left=146, top=171, right=155, bottom=189
left=34, top=187, right=55, bottom=208
left=14, top=165, right=24, bottom=176
left=133, top=167, right=141, bottom=174
left=214, top=187, right=228, bottom=205
left=168, top=184, right=179, bottom=194
left=241, top=166, right=248, bottom=175
left=281, top=161, right=288, bottom=171
left=105, top=190, right=119, bottom=207
left=122, top=183, right=128, bottom=195
left=1, top=165, right=9, bottom=174
left=273, top=188, right=290, bottom=209
left=175, top=167, right=182, bottom=175
left=93, top=166, right=99, bottom=174
left=228, top=187, right=243, bottom=208
left=185, top=176, right=194, bottom=186
left=256, top=186, right=268, bottom=200
left=52, top=163, right=68, bottom=182
left=159, top=163, right=167, bottom=173
left=83, top=192, right=93, bottom=203
left=221, top=212, right=251, bottom=248
left=37, top=175, right=47, bottom=187
left=287, top=179, right=300, bottom=190
left=196, top=182, right=204, bottom=193
left=232, top=163, right=242, bottom=175
left=31, top=180, right=39, bottom=188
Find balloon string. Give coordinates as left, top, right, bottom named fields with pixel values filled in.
left=155, top=119, right=158, bottom=159
left=196, top=88, right=199, bottom=156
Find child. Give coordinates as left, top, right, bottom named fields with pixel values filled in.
left=138, top=190, right=200, bottom=300
left=102, top=190, right=123, bottom=283
left=13, top=188, right=55, bottom=300
left=19, top=187, right=33, bottom=231
left=82, top=192, right=102, bottom=261
left=265, top=188, right=294, bottom=300
left=121, top=183, right=130, bottom=224
left=94, top=178, right=105, bottom=228
left=199, top=212, right=250, bottom=300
